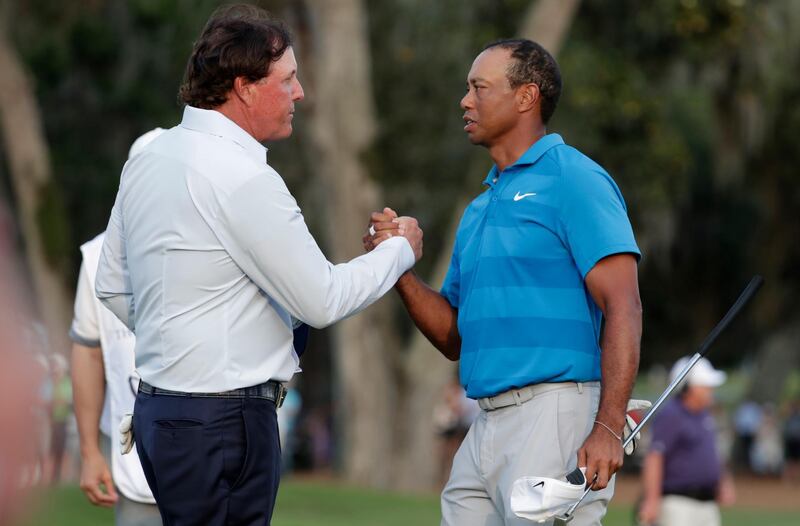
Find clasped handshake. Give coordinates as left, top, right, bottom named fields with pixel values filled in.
left=362, top=207, right=424, bottom=261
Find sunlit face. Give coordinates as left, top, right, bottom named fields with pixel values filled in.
left=249, top=47, right=304, bottom=142
left=687, top=385, right=715, bottom=410
left=460, top=47, right=520, bottom=148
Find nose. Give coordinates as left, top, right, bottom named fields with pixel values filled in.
left=294, top=79, right=305, bottom=102
left=460, top=90, right=473, bottom=110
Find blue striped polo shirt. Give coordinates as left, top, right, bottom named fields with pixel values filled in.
left=440, top=134, right=640, bottom=398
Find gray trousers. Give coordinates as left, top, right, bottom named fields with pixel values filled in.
left=441, top=382, right=613, bottom=526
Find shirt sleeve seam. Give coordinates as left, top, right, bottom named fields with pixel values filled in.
left=69, top=327, right=101, bottom=348
left=580, top=243, right=642, bottom=279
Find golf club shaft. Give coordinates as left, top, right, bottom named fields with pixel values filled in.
left=623, top=274, right=763, bottom=448
left=561, top=275, right=764, bottom=521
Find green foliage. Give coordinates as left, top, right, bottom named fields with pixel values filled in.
left=10, top=0, right=228, bottom=274
left=35, top=179, right=72, bottom=271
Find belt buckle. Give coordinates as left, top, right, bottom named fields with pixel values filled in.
left=275, top=383, right=287, bottom=409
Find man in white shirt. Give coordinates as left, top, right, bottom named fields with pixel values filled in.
left=71, top=129, right=164, bottom=526
left=94, top=5, right=422, bottom=525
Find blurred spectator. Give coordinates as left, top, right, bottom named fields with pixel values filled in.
left=278, top=386, right=302, bottom=472
left=783, top=400, right=800, bottom=483
left=433, top=376, right=478, bottom=486
left=638, top=357, right=735, bottom=526
left=49, top=353, right=72, bottom=484
left=68, top=128, right=164, bottom=524
left=28, top=327, right=53, bottom=487
left=751, top=403, right=784, bottom=476
left=733, top=399, right=763, bottom=471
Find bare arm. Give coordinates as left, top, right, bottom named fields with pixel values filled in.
left=717, top=470, right=736, bottom=506
left=394, top=271, right=461, bottom=361
left=364, top=208, right=460, bottom=360
left=71, top=343, right=117, bottom=507
left=577, top=253, right=642, bottom=489
left=638, top=451, right=664, bottom=525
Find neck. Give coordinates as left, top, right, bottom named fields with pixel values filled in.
left=488, top=123, right=547, bottom=172
left=216, top=100, right=259, bottom=141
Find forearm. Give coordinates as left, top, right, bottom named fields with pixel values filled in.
left=642, top=452, right=664, bottom=500
left=395, top=271, right=460, bottom=360
left=71, top=343, right=106, bottom=457
left=596, top=302, right=641, bottom=432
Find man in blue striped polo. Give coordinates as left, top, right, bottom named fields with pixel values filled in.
left=367, top=39, right=642, bottom=525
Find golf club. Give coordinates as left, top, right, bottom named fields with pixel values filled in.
left=551, top=275, right=764, bottom=524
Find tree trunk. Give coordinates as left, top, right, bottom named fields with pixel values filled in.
left=0, top=33, right=72, bottom=359
left=304, top=0, right=400, bottom=487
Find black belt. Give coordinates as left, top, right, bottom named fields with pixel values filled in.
left=138, top=380, right=287, bottom=408
left=664, top=487, right=716, bottom=502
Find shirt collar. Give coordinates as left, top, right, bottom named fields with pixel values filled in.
left=482, top=133, right=565, bottom=186
left=179, top=106, right=269, bottom=165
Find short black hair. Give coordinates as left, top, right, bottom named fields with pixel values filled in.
left=483, top=39, right=562, bottom=124
left=179, top=4, right=292, bottom=109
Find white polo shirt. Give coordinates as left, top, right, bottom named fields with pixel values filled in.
left=70, top=233, right=155, bottom=504
left=95, top=106, right=414, bottom=392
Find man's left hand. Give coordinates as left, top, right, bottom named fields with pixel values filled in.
left=577, top=422, right=624, bottom=490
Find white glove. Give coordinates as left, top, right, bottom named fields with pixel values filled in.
left=623, top=399, right=652, bottom=456
left=119, top=413, right=134, bottom=455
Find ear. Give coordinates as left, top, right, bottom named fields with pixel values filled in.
left=232, top=76, right=254, bottom=106
left=517, top=83, right=539, bottom=113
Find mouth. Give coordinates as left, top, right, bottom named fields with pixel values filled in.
left=463, top=115, right=477, bottom=132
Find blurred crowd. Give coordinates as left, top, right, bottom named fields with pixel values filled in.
left=731, top=398, right=800, bottom=481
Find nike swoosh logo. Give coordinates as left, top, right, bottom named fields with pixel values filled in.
left=532, top=481, right=545, bottom=488
left=513, top=191, right=537, bottom=201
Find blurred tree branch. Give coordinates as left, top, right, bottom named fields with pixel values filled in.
left=0, top=28, right=72, bottom=358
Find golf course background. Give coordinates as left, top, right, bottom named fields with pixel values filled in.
left=15, top=475, right=799, bottom=526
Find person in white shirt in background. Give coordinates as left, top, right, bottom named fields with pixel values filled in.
left=94, top=5, right=423, bottom=525
left=71, top=128, right=164, bottom=525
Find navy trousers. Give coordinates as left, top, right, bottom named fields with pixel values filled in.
left=133, top=392, right=281, bottom=525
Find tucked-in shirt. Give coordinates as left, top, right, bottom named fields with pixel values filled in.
left=96, top=106, right=414, bottom=392
left=70, top=233, right=155, bottom=503
left=440, top=134, right=640, bottom=398
left=650, top=398, right=722, bottom=493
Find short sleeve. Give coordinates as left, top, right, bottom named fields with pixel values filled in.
left=440, top=247, right=461, bottom=309
left=70, top=261, right=101, bottom=348
left=558, top=165, right=640, bottom=278
left=650, top=409, right=681, bottom=455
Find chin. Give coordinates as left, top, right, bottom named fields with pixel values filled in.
left=466, top=133, right=483, bottom=145
left=265, top=127, right=293, bottom=142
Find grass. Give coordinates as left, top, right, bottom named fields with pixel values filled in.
left=14, top=479, right=800, bottom=525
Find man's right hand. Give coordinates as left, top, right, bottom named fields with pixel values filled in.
left=79, top=450, right=118, bottom=507
left=364, top=207, right=423, bottom=262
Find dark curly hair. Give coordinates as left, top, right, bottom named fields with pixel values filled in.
left=179, top=4, right=292, bottom=109
left=483, top=39, right=562, bottom=124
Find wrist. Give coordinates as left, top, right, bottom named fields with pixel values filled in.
left=594, top=409, right=625, bottom=433
left=80, top=443, right=103, bottom=460
left=643, top=493, right=662, bottom=503
left=593, top=419, right=622, bottom=441
left=395, top=270, right=417, bottom=289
